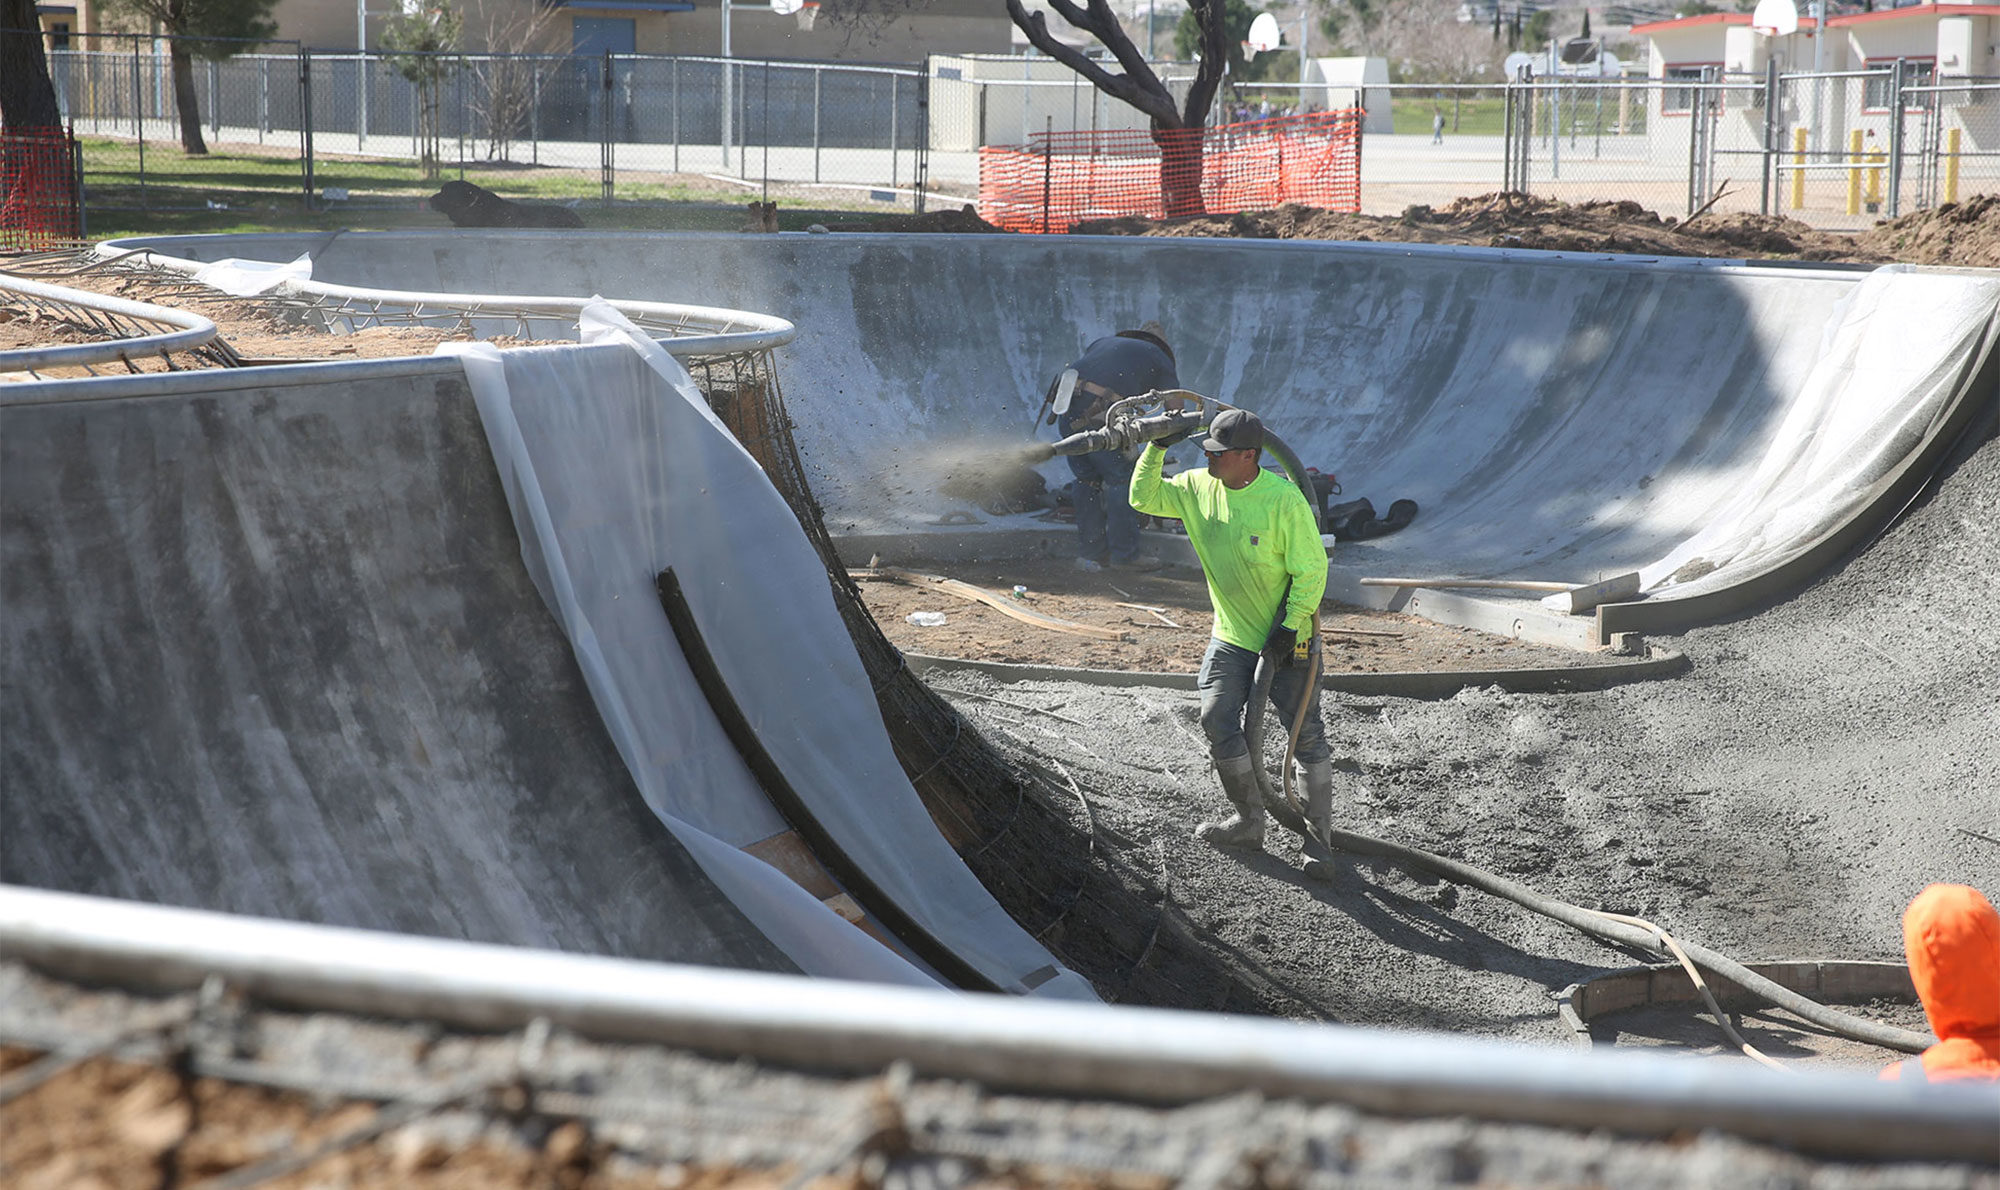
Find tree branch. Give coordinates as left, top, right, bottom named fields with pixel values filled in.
left=1076, top=0, right=1171, bottom=106
left=1001, top=0, right=1179, bottom=126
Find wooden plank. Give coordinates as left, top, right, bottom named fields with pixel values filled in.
left=852, top=566, right=1130, bottom=642
left=1361, top=576, right=1578, bottom=593
left=744, top=830, right=841, bottom=901
left=1541, top=571, right=1643, bottom=614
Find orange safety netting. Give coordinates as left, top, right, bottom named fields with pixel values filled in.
left=1, top=127, right=82, bottom=252
left=977, top=110, right=1362, bottom=234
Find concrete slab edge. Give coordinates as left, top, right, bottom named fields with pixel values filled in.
left=1553, top=960, right=1916, bottom=1050
left=903, top=645, right=1688, bottom=699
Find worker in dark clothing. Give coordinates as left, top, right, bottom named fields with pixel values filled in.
left=1045, top=323, right=1178, bottom=571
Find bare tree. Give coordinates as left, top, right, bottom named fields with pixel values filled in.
left=1003, top=0, right=1228, bottom=216
left=2, top=0, right=64, bottom=130
left=469, top=1, right=561, bottom=161
left=102, top=0, right=278, bottom=154
left=383, top=1, right=462, bottom=181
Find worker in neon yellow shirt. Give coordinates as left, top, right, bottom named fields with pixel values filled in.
left=1130, top=409, right=1333, bottom=851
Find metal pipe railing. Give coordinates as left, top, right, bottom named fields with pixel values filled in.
left=3, top=885, right=1993, bottom=1164
left=0, top=273, right=227, bottom=374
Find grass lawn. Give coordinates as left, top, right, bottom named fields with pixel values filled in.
left=1388, top=94, right=1649, bottom=138
left=75, top=136, right=920, bottom=240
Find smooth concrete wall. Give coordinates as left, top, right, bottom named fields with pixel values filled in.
left=0, top=364, right=795, bottom=975
left=113, top=231, right=1987, bottom=605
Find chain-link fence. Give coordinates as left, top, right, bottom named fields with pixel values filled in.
left=20, top=31, right=1999, bottom=236
left=39, top=31, right=309, bottom=227
left=1259, top=68, right=1996, bottom=227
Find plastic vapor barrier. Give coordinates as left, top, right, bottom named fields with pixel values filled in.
left=441, top=309, right=1093, bottom=1000
left=1636, top=265, right=2000, bottom=597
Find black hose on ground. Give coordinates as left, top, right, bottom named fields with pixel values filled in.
left=1258, top=800, right=1936, bottom=1054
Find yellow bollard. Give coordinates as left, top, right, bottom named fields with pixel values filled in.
left=1945, top=127, right=1962, bottom=203
left=1846, top=129, right=1864, bottom=216
left=1791, top=126, right=1807, bottom=211
left=1866, top=147, right=1886, bottom=211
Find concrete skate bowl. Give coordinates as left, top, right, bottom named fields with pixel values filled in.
left=98, top=230, right=2000, bottom=654
left=0, top=274, right=1104, bottom=1003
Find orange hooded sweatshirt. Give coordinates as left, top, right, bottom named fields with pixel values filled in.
left=1880, top=883, right=2000, bottom=1083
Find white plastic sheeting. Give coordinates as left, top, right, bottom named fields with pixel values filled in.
left=439, top=312, right=1094, bottom=1000
left=191, top=253, right=313, bottom=296
left=1639, top=266, right=2000, bottom=597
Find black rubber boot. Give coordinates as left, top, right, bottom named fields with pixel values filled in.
left=1195, top=752, right=1267, bottom=850
left=1301, top=757, right=1337, bottom=881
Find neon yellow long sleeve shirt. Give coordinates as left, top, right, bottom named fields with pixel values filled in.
left=1129, top=444, right=1328, bottom=652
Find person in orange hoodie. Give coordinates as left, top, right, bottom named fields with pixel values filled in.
left=1881, top=883, right=2000, bottom=1083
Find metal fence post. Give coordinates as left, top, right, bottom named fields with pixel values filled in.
left=259, top=57, right=269, bottom=142
left=890, top=73, right=900, bottom=189
left=1760, top=59, right=1778, bottom=216
left=671, top=56, right=680, bottom=174
left=207, top=58, right=219, bottom=139
left=914, top=65, right=929, bottom=214
left=1041, top=116, right=1052, bottom=234
left=601, top=49, right=614, bottom=205
left=1502, top=78, right=1515, bottom=191
left=299, top=49, right=314, bottom=210
left=131, top=39, right=145, bottom=200
left=456, top=55, right=467, bottom=178
left=531, top=62, right=541, bottom=166
left=358, top=51, right=369, bottom=152
left=812, top=66, right=821, bottom=184
left=1887, top=58, right=1905, bottom=218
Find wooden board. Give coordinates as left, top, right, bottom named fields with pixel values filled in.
left=852, top=566, right=1130, bottom=642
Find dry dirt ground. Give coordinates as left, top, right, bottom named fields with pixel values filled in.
left=0, top=265, right=554, bottom=380
left=889, top=191, right=2000, bottom=269
left=854, top=553, right=1629, bottom=676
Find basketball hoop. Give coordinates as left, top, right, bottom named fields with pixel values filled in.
left=771, top=0, right=818, bottom=29
left=1751, top=0, right=1798, bottom=36
left=1245, top=12, right=1281, bottom=55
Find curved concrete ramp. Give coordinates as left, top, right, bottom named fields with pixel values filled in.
left=0, top=360, right=790, bottom=975
left=0, top=338, right=1089, bottom=998
left=122, top=231, right=1999, bottom=639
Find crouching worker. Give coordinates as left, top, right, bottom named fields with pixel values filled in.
left=1046, top=323, right=1179, bottom=572
left=1129, top=408, right=1333, bottom=851
left=1881, top=883, right=2000, bottom=1083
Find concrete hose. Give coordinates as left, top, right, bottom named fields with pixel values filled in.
left=1311, top=821, right=1934, bottom=1055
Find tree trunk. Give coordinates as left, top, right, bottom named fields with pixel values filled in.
left=1155, top=125, right=1205, bottom=217
left=170, top=42, right=209, bottom=154
left=0, top=0, right=65, bottom=130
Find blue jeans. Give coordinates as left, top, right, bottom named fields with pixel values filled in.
left=1197, top=637, right=1329, bottom=764
left=1065, top=447, right=1141, bottom=563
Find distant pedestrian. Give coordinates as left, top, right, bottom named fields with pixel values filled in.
left=1432, top=109, right=1446, bottom=144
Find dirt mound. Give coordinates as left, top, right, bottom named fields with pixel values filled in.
left=1854, top=193, right=2000, bottom=268
left=824, top=203, right=1009, bottom=234
left=1069, top=193, right=1910, bottom=264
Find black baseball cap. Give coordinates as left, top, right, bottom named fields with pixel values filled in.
left=1201, top=408, right=1264, bottom=453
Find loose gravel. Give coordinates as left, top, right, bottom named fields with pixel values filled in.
left=930, top=429, right=2000, bottom=1062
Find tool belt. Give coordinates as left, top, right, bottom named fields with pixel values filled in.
left=1064, top=379, right=1122, bottom=430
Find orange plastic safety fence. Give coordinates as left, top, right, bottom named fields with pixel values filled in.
left=1, top=127, right=82, bottom=252
left=977, top=110, right=1362, bottom=234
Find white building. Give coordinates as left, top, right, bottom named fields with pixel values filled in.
left=1633, top=2, right=1999, bottom=189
